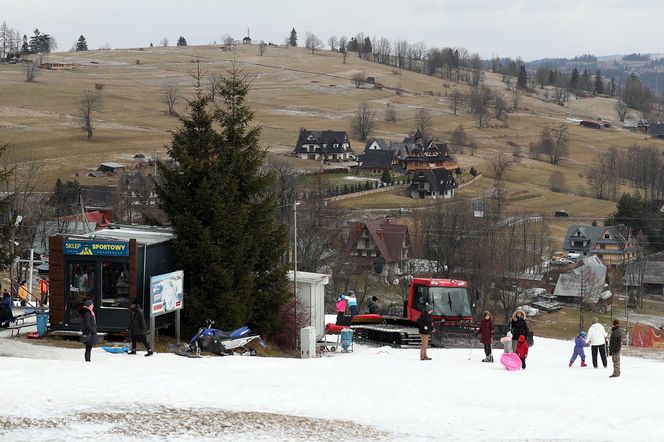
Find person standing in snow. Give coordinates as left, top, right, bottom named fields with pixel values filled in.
left=128, top=300, right=153, bottom=356
left=417, top=305, right=433, bottom=360
left=516, top=334, right=529, bottom=369
left=477, top=311, right=494, bottom=362
left=342, top=290, right=358, bottom=319
left=586, top=317, right=608, bottom=369
left=79, top=299, right=97, bottom=362
left=510, top=309, right=529, bottom=352
left=609, top=319, right=622, bottom=378
left=335, top=294, right=348, bottom=325
left=569, top=331, right=588, bottom=367
left=500, top=330, right=513, bottom=353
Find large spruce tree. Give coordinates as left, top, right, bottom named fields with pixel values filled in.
left=156, top=68, right=289, bottom=336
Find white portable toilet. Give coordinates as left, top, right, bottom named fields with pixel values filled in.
left=288, top=271, right=330, bottom=342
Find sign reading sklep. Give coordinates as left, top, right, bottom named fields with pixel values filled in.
left=150, top=270, right=184, bottom=317
left=64, top=240, right=130, bottom=257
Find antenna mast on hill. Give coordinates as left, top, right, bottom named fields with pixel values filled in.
left=247, top=28, right=250, bottom=39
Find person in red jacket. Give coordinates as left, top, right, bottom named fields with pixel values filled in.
left=516, top=334, right=529, bottom=369
left=477, top=310, right=494, bottom=362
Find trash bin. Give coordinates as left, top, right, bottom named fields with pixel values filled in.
left=36, top=311, right=49, bottom=337
left=340, top=328, right=354, bottom=352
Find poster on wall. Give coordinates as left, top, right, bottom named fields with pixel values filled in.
left=150, top=270, right=184, bottom=317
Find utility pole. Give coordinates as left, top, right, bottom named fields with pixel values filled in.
left=293, top=200, right=300, bottom=348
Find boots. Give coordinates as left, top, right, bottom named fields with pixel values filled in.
left=129, top=350, right=137, bottom=355
left=145, top=350, right=154, bottom=357
left=482, top=355, right=494, bottom=363
left=581, top=361, right=587, bottom=367
left=569, top=362, right=573, bottom=367
left=489, top=354, right=494, bottom=363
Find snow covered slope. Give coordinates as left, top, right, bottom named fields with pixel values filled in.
left=0, top=329, right=661, bottom=441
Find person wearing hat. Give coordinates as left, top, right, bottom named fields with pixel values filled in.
left=79, top=299, right=97, bottom=362
left=342, top=290, right=358, bottom=319
left=366, top=296, right=380, bottom=314
left=569, top=330, right=588, bottom=367
left=416, top=305, right=433, bottom=360
left=477, top=310, right=495, bottom=363
left=128, top=300, right=153, bottom=356
left=609, top=319, right=622, bottom=378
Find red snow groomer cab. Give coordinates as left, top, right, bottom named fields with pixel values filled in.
left=351, top=278, right=477, bottom=348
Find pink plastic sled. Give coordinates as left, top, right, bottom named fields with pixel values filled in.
left=500, top=352, right=522, bottom=371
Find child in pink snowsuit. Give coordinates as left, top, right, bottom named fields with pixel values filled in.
left=335, top=295, right=348, bottom=325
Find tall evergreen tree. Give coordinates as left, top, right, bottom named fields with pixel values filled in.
left=289, top=28, right=297, bottom=47
left=569, top=68, right=580, bottom=91
left=517, top=64, right=527, bottom=89
left=156, top=67, right=289, bottom=336
left=75, top=35, right=88, bottom=51
left=593, top=69, right=603, bottom=95
left=20, top=35, right=29, bottom=54
left=177, top=35, right=187, bottom=46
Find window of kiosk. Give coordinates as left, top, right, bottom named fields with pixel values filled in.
left=101, top=260, right=130, bottom=309
left=66, top=262, right=97, bottom=324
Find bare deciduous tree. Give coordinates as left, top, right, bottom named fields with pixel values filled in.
left=449, top=124, right=469, bottom=154
left=549, top=171, right=567, bottom=192
left=351, top=71, right=366, bottom=88
left=207, top=74, right=221, bottom=101
left=494, top=95, right=508, bottom=121
left=469, top=86, right=493, bottom=128
left=25, top=60, right=38, bottom=82
left=615, top=99, right=628, bottom=122
left=328, top=35, right=338, bottom=51
left=350, top=101, right=376, bottom=141
left=384, top=103, right=397, bottom=122
left=449, top=90, right=464, bottom=115
left=77, top=90, right=103, bottom=139
left=415, top=108, right=433, bottom=138
left=511, top=87, right=521, bottom=110
left=489, top=153, right=513, bottom=210
left=160, top=38, right=168, bottom=47
left=304, top=32, right=323, bottom=54
left=161, top=81, right=180, bottom=116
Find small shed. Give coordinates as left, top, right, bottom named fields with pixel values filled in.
left=48, top=225, right=177, bottom=334
left=579, top=119, right=604, bottom=129
left=97, top=162, right=126, bottom=174
left=288, top=270, right=330, bottom=341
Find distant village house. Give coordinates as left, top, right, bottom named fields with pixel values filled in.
left=294, top=129, right=353, bottom=162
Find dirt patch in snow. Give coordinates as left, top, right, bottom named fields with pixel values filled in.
left=0, top=407, right=392, bottom=441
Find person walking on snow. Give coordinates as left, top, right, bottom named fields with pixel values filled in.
left=128, top=300, right=153, bottom=356
left=586, top=317, right=608, bottom=368
left=569, top=331, right=588, bottom=367
left=417, top=305, right=433, bottom=360
left=510, top=309, right=529, bottom=351
left=516, top=334, right=529, bottom=369
left=609, top=319, right=622, bottom=378
left=477, top=310, right=494, bottom=362
left=79, top=299, right=97, bottom=362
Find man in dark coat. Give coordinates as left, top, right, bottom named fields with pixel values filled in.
left=79, top=299, right=97, bottom=362
left=417, top=305, right=433, bottom=361
left=128, top=300, right=153, bottom=356
left=478, top=311, right=494, bottom=362
left=609, top=319, right=622, bottom=378
left=366, top=296, right=380, bottom=314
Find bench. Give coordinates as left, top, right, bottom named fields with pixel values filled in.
left=7, top=321, right=37, bottom=338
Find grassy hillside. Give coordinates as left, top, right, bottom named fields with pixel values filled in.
left=1, top=44, right=662, bottom=244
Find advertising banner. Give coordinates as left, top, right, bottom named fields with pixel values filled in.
left=150, top=270, right=184, bottom=317
left=64, top=240, right=130, bottom=257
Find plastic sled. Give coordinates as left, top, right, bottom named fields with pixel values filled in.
left=500, top=352, right=522, bottom=371
left=101, top=345, right=130, bottom=354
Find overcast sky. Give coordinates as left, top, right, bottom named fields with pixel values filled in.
left=2, top=0, right=661, bottom=60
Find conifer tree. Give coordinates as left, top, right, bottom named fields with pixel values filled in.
left=594, top=70, right=604, bottom=95
left=517, top=65, right=527, bottom=89
left=156, top=66, right=289, bottom=336
left=289, top=28, right=297, bottom=47
left=177, top=36, right=187, bottom=46
left=76, top=35, right=88, bottom=51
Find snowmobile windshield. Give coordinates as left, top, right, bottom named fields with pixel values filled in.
left=429, top=287, right=472, bottom=318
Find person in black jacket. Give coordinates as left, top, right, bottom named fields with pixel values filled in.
left=366, top=296, right=380, bottom=314
left=510, top=309, right=529, bottom=352
left=417, top=305, right=433, bottom=360
left=128, top=300, right=153, bottom=356
left=79, top=299, right=97, bottom=362
left=609, top=319, right=622, bottom=378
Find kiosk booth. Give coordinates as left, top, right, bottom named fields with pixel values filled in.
left=48, top=225, right=178, bottom=334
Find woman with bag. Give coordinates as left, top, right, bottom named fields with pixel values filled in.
left=80, top=299, right=97, bottom=362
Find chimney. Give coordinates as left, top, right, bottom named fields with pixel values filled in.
left=376, top=229, right=383, bottom=240
left=385, top=218, right=392, bottom=225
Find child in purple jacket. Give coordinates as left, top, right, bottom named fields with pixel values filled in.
left=569, top=331, right=588, bottom=367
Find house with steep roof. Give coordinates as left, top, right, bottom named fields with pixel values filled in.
left=553, top=255, right=612, bottom=312
left=359, top=149, right=397, bottom=174
left=346, top=218, right=411, bottom=277
left=293, top=129, right=353, bottom=162
left=563, top=224, right=636, bottom=267
left=408, top=169, right=458, bottom=199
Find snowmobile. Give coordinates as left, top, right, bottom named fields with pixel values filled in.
left=169, top=320, right=265, bottom=357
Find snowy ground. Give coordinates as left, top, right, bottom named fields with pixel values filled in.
left=1, top=318, right=663, bottom=441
